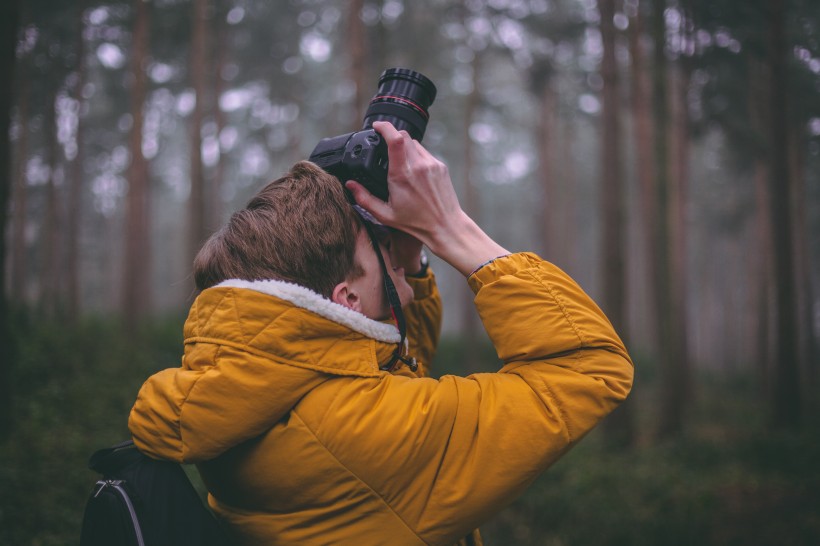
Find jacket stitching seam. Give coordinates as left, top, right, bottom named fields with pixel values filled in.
left=290, top=409, right=430, bottom=545
left=530, top=272, right=588, bottom=347
left=184, top=337, right=381, bottom=378
left=198, top=290, right=229, bottom=332
left=227, top=290, right=249, bottom=344
left=315, top=378, right=347, bottom=432
left=507, top=363, right=574, bottom=445
left=524, top=271, right=583, bottom=441
left=177, top=347, right=220, bottom=461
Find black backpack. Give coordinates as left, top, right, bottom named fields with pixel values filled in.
left=79, top=440, right=231, bottom=546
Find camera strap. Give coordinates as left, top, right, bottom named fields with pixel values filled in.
left=361, top=221, right=417, bottom=373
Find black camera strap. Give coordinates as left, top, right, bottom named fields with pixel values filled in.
left=361, top=221, right=418, bottom=373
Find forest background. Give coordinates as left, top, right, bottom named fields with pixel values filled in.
left=0, top=0, right=818, bottom=544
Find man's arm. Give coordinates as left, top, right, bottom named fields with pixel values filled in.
left=400, top=268, right=441, bottom=378
left=383, top=229, right=442, bottom=377
left=339, top=122, right=633, bottom=544
left=346, top=120, right=508, bottom=376
left=308, top=253, right=633, bottom=545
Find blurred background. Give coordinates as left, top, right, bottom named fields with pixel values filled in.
left=0, top=0, right=818, bottom=544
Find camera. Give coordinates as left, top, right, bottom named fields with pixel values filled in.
left=309, top=68, right=437, bottom=201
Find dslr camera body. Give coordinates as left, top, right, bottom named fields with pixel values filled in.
left=309, top=68, right=437, bottom=201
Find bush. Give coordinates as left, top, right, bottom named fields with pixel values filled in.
left=1, top=327, right=817, bottom=545
left=478, top=370, right=820, bottom=546
left=0, top=313, right=184, bottom=546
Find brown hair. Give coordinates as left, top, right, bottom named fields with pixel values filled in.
left=193, top=161, right=363, bottom=296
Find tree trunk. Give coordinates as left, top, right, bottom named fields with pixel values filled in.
left=789, top=127, right=816, bottom=409
left=534, top=69, right=556, bottom=260
left=667, top=6, right=692, bottom=411
left=372, top=0, right=389, bottom=78
left=0, top=0, right=20, bottom=439
left=66, top=2, right=88, bottom=322
left=212, top=4, right=227, bottom=225
left=747, top=55, right=774, bottom=401
left=123, top=0, right=151, bottom=331
left=460, top=52, right=482, bottom=372
left=598, top=0, right=634, bottom=447
left=41, top=92, right=60, bottom=318
left=189, top=0, right=208, bottom=270
left=10, top=49, right=30, bottom=303
left=628, top=2, right=658, bottom=358
left=598, top=0, right=627, bottom=337
left=767, top=0, right=800, bottom=428
left=652, top=0, right=683, bottom=437
left=560, top=114, right=579, bottom=275
left=348, top=0, right=367, bottom=125
left=754, top=157, right=774, bottom=395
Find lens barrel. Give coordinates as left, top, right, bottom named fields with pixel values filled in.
left=362, top=68, right=437, bottom=141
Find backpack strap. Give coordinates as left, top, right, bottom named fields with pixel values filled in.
left=88, top=440, right=144, bottom=477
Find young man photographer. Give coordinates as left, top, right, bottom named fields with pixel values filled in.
left=129, top=121, right=633, bottom=545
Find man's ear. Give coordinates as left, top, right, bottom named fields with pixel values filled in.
left=331, top=281, right=362, bottom=312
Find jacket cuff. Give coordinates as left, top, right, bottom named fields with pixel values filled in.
left=467, top=252, right=544, bottom=294
left=407, top=268, right=437, bottom=300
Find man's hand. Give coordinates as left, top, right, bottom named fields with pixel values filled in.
left=346, top=121, right=509, bottom=276
left=346, top=121, right=459, bottom=244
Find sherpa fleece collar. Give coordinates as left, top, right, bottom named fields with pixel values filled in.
left=215, top=278, right=401, bottom=344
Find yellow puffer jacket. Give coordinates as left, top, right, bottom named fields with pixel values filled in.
left=129, top=253, right=633, bottom=546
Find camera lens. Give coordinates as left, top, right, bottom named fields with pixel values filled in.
left=362, top=68, right=437, bottom=141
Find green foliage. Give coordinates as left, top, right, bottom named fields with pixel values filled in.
left=482, top=426, right=820, bottom=545
left=480, top=369, right=820, bottom=546
left=431, top=334, right=500, bottom=376
left=433, top=339, right=820, bottom=545
left=0, top=314, right=183, bottom=546
left=1, top=328, right=818, bottom=545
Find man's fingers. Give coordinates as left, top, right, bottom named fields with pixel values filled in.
left=373, top=121, right=411, bottom=170
left=345, top=180, right=392, bottom=222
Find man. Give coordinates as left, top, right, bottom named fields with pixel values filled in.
left=129, top=122, right=633, bottom=545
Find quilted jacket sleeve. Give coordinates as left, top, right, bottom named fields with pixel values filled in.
left=402, top=268, right=442, bottom=378
left=310, top=253, right=633, bottom=545
left=129, top=349, right=328, bottom=463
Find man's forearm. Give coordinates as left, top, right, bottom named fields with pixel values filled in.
left=426, top=210, right=509, bottom=277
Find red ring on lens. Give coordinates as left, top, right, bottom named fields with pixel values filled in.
left=369, top=95, right=430, bottom=120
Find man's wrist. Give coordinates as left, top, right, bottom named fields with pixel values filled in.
left=406, top=250, right=429, bottom=278
left=468, top=253, right=511, bottom=277
left=428, top=212, right=510, bottom=276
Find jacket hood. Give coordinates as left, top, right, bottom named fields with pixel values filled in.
left=214, top=279, right=401, bottom=345
left=130, top=279, right=401, bottom=462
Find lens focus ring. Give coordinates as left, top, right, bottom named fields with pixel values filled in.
left=362, top=68, right=437, bottom=141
